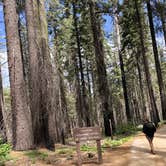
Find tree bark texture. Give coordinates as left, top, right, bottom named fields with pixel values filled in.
left=26, top=0, right=56, bottom=149
left=4, top=0, right=34, bottom=150
left=25, top=0, right=41, bottom=146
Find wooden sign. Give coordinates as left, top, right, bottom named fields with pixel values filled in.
left=73, top=127, right=102, bottom=166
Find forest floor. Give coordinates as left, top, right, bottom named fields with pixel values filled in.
left=5, top=125, right=166, bottom=166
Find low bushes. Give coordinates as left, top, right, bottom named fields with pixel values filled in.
left=0, top=138, right=11, bottom=166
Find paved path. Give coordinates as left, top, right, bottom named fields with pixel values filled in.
left=129, top=125, right=166, bottom=166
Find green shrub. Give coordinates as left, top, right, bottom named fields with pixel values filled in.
left=0, top=141, right=12, bottom=165
left=0, top=138, right=3, bottom=144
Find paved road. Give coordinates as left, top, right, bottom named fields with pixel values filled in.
left=129, top=125, right=166, bottom=166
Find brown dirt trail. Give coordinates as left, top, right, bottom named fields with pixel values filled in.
left=6, top=125, right=166, bottom=166
left=80, top=125, right=166, bottom=166
left=128, top=125, right=166, bottom=166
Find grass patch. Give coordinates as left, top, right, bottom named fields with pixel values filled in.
left=66, top=124, right=141, bottom=153
left=158, top=120, right=166, bottom=126
left=56, top=147, right=75, bottom=155
left=102, top=123, right=142, bottom=148
left=80, top=144, right=98, bottom=152
left=24, top=150, right=48, bottom=163
left=102, top=136, right=132, bottom=148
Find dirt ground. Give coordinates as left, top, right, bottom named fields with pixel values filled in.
left=129, top=125, right=166, bottom=166
left=5, top=125, right=166, bottom=166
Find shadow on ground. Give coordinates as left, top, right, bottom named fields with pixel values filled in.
left=131, top=146, right=166, bottom=157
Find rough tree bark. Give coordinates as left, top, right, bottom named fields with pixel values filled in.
left=3, top=0, right=34, bottom=150
left=26, top=0, right=56, bottom=149
left=39, top=0, right=57, bottom=150
left=25, top=0, right=40, bottom=146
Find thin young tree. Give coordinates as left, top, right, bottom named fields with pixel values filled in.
left=89, top=1, right=115, bottom=136
left=72, top=1, right=90, bottom=127
left=0, top=64, right=4, bottom=138
left=147, top=0, right=166, bottom=120
left=114, top=7, right=131, bottom=122
left=134, top=0, right=160, bottom=124
left=155, top=0, right=166, bottom=46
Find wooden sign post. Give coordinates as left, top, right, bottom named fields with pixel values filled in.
left=73, top=127, right=102, bottom=166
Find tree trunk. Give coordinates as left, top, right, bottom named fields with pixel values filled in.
left=135, top=50, right=147, bottom=116
left=91, top=62, right=98, bottom=125
left=4, top=0, right=34, bottom=150
left=158, top=0, right=166, bottom=46
left=114, top=12, right=131, bottom=122
left=72, top=2, right=90, bottom=127
left=134, top=0, right=160, bottom=125
left=86, top=56, right=94, bottom=125
left=0, top=64, right=12, bottom=143
left=53, top=28, right=71, bottom=139
left=25, top=0, right=40, bottom=146
left=17, top=17, right=29, bottom=85
left=161, top=15, right=166, bottom=46
left=38, top=0, right=57, bottom=150
left=89, top=1, right=115, bottom=136
left=26, top=0, right=56, bottom=149
left=71, top=46, right=83, bottom=127
left=0, top=65, right=5, bottom=139
left=59, top=73, right=71, bottom=135
left=147, top=0, right=166, bottom=120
